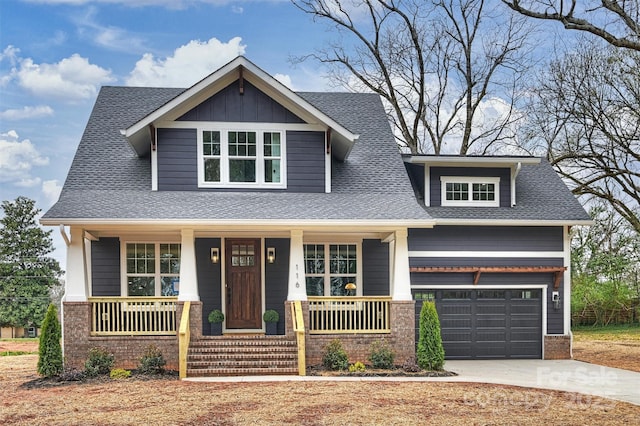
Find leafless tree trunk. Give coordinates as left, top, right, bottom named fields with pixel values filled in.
left=292, top=0, right=534, bottom=154
left=503, top=0, right=640, bottom=51
left=521, top=40, right=640, bottom=233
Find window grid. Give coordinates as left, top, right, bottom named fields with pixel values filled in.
left=125, top=243, right=181, bottom=297
left=304, top=243, right=358, bottom=296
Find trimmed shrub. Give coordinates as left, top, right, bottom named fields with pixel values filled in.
left=37, top=304, right=63, bottom=378
left=263, top=309, right=280, bottom=323
left=348, top=361, right=366, bottom=373
left=110, top=368, right=132, bottom=379
left=402, top=357, right=421, bottom=373
left=322, top=339, right=349, bottom=371
left=416, top=301, right=445, bottom=371
left=138, top=344, right=166, bottom=375
left=368, top=339, right=395, bottom=369
left=84, top=347, right=114, bottom=377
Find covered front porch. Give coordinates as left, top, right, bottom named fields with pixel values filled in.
left=60, top=226, right=418, bottom=376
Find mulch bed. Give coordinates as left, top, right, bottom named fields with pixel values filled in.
left=19, top=369, right=179, bottom=389
left=306, top=365, right=456, bottom=377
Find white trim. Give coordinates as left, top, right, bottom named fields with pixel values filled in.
left=123, top=57, right=359, bottom=159
left=196, top=126, right=287, bottom=189
left=430, top=219, right=594, bottom=226
left=409, top=250, right=565, bottom=258
left=406, top=155, right=541, bottom=166
left=424, top=165, right=430, bottom=206
left=151, top=127, right=158, bottom=191
left=120, top=240, right=183, bottom=297
left=410, top=284, right=548, bottom=347
left=563, top=225, right=571, bottom=334
left=440, top=176, right=500, bottom=207
left=510, top=162, right=521, bottom=207
left=325, top=132, right=331, bottom=194
left=157, top=120, right=324, bottom=132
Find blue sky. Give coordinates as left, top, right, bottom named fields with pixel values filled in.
left=1, top=0, right=338, bottom=267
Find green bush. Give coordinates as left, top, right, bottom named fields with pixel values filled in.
left=322, top=339, right=349, bottom=371
left=37, top=304, right=63, bottom=378
left=84, top=347, right=114, bottom=377
left=208, top=309, right=224, bottom=323
left=368, top=339, right=395, bottom=369
left=110, top=368, right=131, bottom=379
left=263, top=309, right=280, bottom=323
left=348, top=361, right=366, bottom=373
left=416, top=301, right=445, bottom=371
left=138, top=344, right=166, bottom=375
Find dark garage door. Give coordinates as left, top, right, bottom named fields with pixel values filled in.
left=413, top=289, right=542, bottom=359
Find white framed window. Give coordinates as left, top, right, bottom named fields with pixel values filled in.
left=198, top=126, right=286, bottom=188
left=122, top=242, right=181, bottom=296
left=440, top=176, right=500, bottom=207
left=304, top=243, right=362, bottom=296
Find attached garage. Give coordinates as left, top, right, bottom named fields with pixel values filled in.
left=413, top=288, right=542, bottom=359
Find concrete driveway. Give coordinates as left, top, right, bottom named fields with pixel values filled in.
left=443, top=359, right=640, bottom=406
left=188, top=360, right=640, bottom=406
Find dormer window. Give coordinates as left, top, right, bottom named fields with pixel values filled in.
left=441, top=176, right=500, bottom=207
left=198, top=127, right=285, bottom=188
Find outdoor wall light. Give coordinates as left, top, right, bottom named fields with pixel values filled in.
left=267, top=247, right=276, bottom=264
left=210, top=248, right=219, bottom=264
left=552, top=291, right=561, bottom=310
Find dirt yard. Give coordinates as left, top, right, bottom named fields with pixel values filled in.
left=1, top=352, right=639, bottom=425
left=572, top=327, right=640, bottom=372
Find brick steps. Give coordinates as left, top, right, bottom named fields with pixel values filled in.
left=186, top=335, right=299, bottom=377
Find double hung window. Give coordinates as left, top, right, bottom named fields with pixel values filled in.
left=124, top=243, right=181, bottom=296
left=199, top=128, right=284, bottom=187
left=304, top=243, right=360, bottom=296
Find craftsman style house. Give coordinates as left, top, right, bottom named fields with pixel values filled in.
left=41, top=57, right=590, bottom=376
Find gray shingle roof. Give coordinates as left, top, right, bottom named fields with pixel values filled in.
left=43, top=86, right=429, bottom=223
left=42, top=84, right=588, bottom=225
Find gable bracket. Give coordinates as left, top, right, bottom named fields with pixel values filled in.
left=238, top=65, right=244, bottom=95
left=410, top=266, right=567, bottom=287
left=326, top=128, right=332, bottom=154
left=149, top=124, right=156, bottom=151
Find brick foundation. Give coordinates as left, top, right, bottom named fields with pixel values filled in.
left=544, top=334, right=572, bottom=359
left=62, top=301, right=200, bottom=371
left=287, top=300, right=416, bottom=366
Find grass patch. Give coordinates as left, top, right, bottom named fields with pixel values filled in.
left=1, top=350, right=35, bottom=356
left=572, top=323, right=640, bottom=341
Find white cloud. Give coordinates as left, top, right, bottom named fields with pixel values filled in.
left=273, top=73, right=294, bottom=90
left=0, top=131, right=50, bottom=184
left=72, top=7, right=150, bottom=53
left=16, top=177, right=42, bottom=188
left=125, top=37, right=246, bottom=87
left=0, top=105, right=54, bottom=120
left=42, top=180, right=63, bottom=204
left=2, top=47, right=115, bottom=101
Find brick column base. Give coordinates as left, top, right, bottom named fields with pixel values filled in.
left=544, top=334, right=572, bottom=359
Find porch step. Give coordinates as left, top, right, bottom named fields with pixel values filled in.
left=186, top=335, right=299, bottom=377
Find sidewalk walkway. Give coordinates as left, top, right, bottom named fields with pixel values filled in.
left=185, top=360, right=640, bottom=406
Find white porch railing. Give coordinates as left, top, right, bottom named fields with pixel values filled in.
left=307, top=296, right=391, bottom=334
left=89, top=297, right=178, bottom=336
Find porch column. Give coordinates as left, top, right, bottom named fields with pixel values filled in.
left=287, top=230, right=307, bottom=301
left=178, top=228, right=199, bottom=301
left=64, top=226, right=88, bottom=302
left=391, top=229, right=412, bottom=301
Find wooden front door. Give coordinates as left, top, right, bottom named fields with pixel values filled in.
left=225, top=239, right=262, bottom=329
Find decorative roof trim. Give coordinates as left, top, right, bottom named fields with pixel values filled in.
left=122, top=56, right=359, bottom=159
left=410, top=265, right=567, bottom=288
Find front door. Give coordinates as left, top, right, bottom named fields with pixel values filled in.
left=225, top=239, right=262, bottom=329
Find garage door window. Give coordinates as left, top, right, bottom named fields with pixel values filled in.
left=442, top=290, right=471, bottom=299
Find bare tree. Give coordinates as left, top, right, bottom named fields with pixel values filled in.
left=521, top=40, right=640, bottom=233
left=503, top=0, right=640, bottom=51
left=293, top=0, right=534, bottom=154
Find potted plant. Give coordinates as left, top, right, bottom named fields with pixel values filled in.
left=263, top=309, right=279, bottom=335
left=207, top=309, right=224, bottom=335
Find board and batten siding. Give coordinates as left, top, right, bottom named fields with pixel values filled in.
left=430, top=167, right=511, bottom=207
left=286, top=131, right=325, bottom=193
left=362, top=239, right=390, bottom=296
left=264, top=238, right=290, bottom=334
left=195, top=238, right=222, bottom=335
left=157, top=128, right=198, bottom=191
left=91, top=237, right=121, bottom=296
left=177, top=80, right=305, bottom=124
